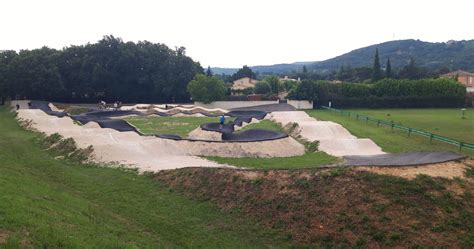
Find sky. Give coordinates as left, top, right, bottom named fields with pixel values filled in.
left=1, top=0, right=473, bottom=68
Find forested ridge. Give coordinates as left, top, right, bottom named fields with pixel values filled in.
left=213, top=39, right=474, bottom=76
left=0, top=35, right=203, bottom=103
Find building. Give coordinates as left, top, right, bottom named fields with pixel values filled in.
left=442, top=70, right=474, bottom=96
left=279, top=76, right=300, bottom=82
left=231, top=77, right=259, bottom=90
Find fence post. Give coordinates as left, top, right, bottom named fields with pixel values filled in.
left=391, top=122, right=394, bottom=132
left=430, top=134, right=433, bottom=144
left=460, top=142, right=463, bottom=152
left=408, top=128, right=411, bottom=137
left=356, top=114, right=359, bottom=121
left=366, top=117, right=369, bottom=123
left=377, top=120, right=380, bottom=127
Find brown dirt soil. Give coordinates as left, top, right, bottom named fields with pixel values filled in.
left=155, top=167, right=474, bottom=248
left=355, top=161, right=468, bottom=180
left=0, top=229, right=9, bottom=245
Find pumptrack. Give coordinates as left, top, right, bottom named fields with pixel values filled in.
left=24, top=101, right=468, bottom=167
left=28, top=101, right=288, bottom=142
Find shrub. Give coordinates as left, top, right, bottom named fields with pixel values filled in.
left=289, top=78, right=467, bottom=108
left=187, top=74, right=227, bottom=103
left=254, top=82, right=272, bottom=94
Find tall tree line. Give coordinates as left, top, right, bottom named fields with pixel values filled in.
left=0, top=35, right=203, bottom=103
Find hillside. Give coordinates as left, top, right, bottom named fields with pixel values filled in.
left=212, top=61, right=317, bottom=75
left=309, top=39, right=474, bottom=73
left=213, top=39, right=474, bottom=75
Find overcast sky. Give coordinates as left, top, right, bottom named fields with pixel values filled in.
left=1, top=0, right=473, bottom=67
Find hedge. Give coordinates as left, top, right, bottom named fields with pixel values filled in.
left=288, top=78, right=467, bottom=108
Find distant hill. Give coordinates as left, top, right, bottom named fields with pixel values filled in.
left=212, top=39, right=474, bottom=75
left=211, top=61, right=317, bottom=76
left=308, top=39, right=474, bottom=73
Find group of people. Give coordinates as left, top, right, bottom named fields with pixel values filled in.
left=98, top=100, right=122, bottom=110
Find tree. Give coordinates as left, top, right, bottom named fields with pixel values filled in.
left=231, top=65, right=256, bottom=81
left=386, top=58, right=392, bottom=78
left=0, top=35, right=203, bottom=103
left=263, top=76, right=281, bottom=94
left=0, top=50, right=17, bottom=104
left=302, top=65, right=308, bottom=73
left=254, top=82, right=272, bottom=94
left=437, top=66, right=451, bottom=76
left=399, top=58, right=427, bottom=80
left=283, top=80, right=298, bottom=92
left=206, top=66, right=213, bottom=77
left=187, top=74, right=227, bottom=103
left=372, top=48, right=382, bottom=82
left=337, top=64, right=353, bottom=81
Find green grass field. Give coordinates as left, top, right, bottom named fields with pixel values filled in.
left=341, top=108, right=474, bottom=143
left=125, top=116, right=233, bottom=137
left=0, top=106, right=294, bottom=248
left=207, top=152, right=338, bottom=169
left=307, top=108, right=474, bottom=158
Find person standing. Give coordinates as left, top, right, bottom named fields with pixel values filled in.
left=219, top=115, right=225, bottom=129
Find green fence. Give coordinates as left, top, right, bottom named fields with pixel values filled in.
left=321, top=106, right=474, bottom=152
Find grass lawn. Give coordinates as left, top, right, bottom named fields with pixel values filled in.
left=238, top=119, right=283, bottom=132
left=342, top=108, right=474, bottom=143
left=307, top=109, right=474, bottom=158
left=125, top=116, right=233, bottom=137
left=0, top=106, right=294, bottom=248
left=207, top=152, right=338, bottom=169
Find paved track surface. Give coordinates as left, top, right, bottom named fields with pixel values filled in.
left=27, top=101, right=289, bottom=142
left=344, top=151, right=467, bottom=166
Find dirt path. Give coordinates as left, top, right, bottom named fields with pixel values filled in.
left=271, top=111, right=385, bottom=157
left=355, top=161, right=468, bottom=179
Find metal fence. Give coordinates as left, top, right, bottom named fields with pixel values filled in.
left=321, top=106, right=474, bottom=152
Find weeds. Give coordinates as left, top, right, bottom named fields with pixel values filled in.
left=38, top=133, right=93, bottom=163
left=283, top=122, right=321, bottom=153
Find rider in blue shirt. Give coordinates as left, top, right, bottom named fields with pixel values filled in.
left=219, top=115, right=225, bottom=129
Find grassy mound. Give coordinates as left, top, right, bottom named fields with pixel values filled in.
left=156, top=167, right=474, bottom=248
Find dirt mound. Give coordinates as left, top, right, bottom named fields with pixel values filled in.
left=0, top=229, right=9, bottom=245
left=186, top=136, right=304, bottom=158
left=187, top=127, right=222, bottom=141
left=17, top=109, right=227, bottom=171
left=155, top=167, right=474, bottom=248
left=271, top=111, right=385, bottom=157
left=356, top=161, right=468, bottom=179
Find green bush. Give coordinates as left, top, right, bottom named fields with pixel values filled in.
left=187, top=74, right=227, bottom=103
left=288, top=78, right=466, bottom=108
left=254, top=82, right=272, bottom=94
